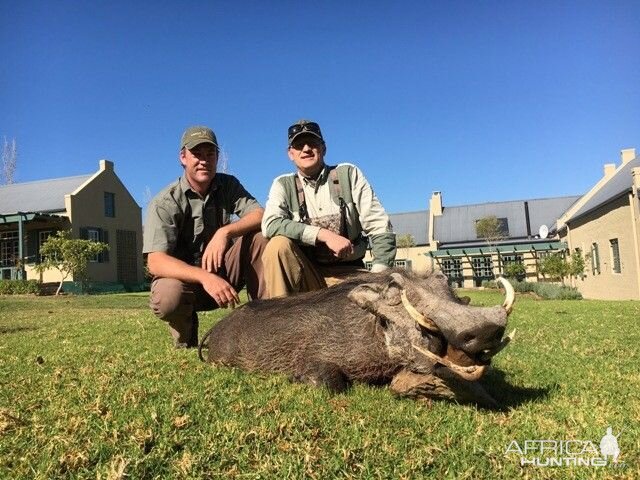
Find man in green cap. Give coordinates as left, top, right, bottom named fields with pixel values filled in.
left=261, top=119, right=396, bottom=298
left=144, top=125, right=267, bottom=348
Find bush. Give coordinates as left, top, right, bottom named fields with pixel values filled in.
left=532, top=282, right=582, bottom=300
left=480, top=279, right=581, bottom=300
left=481, top=280, right=497, bottom=289
left=0, top=279, right=40, bottom=295
left=503, top=263, right=526, bottom=281
left=512, top=280, right=535, bottom=293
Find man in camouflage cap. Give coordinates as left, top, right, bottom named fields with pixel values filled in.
left=143, top=126, right=268, bottom=348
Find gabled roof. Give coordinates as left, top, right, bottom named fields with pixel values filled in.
left=389, top=210, right=429, bottom=245
left=0, top=175, right=92, bottom=215
left=434, top=195, right=581, bottom=244
left=565, top=155, right=639, bottom=223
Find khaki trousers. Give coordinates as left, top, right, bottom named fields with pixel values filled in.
left=150, top=231, right=268, bottom=346
left=261, top=236, right=365, bottom=299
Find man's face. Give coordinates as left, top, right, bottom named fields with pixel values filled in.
left=288, top=135, right=325, bottom=177
left=180, top=143, right=218, bottom=190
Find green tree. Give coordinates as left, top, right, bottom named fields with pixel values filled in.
left=475, top=216, right=506, bottom=246
left=539, top=250, right=586, bottom=285
left=539, top=253, right=570, bottom=284
left=34, top=230, right=108, bottom=295
left=568, top=249, right=586, bottom=279
left=396, top=233, right=415, bottom=261
left=503, top=262, right=526, bottom=280
left=1, top=137, right=17, bottom=184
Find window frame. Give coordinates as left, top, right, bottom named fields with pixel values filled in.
left=591, top=242, right=600, bottom=275
left=87, top=228, right=101, bottom=263
left=104, top=192, right=115, bottom=218
left=610, top=238, right=621, bottom=274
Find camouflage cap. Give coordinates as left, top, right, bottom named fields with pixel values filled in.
left=180, top=126, right=218, bottom=150
left=287, top=119, right=324, bottom=147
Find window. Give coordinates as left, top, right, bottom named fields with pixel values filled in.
left=104, top=192, right=115, bottom=217
left=442, top=258, right=463, bottom=287
left=87, top=228, right=100, bottom=262
left=393, top=259, right=412, bottom=270
left=610, top=239, right=621, bottom=274
left=442, top=258, right=463, bottom=279
left=38, top=230, right=53, bottom=261
left=501, top=254, right=525, bottom=280
left=502, top=254, right=523, bottom=266
left=0, top=231, right=19, bottom=268
left=591, top=243, right=600, bottom=275
left=364, top=259, right=412, bottom=270
left=81, top=227, right=109, bottom=263
left=537, top=251, right=551, bottom=260
left=472, top=256, right=494, bottom=278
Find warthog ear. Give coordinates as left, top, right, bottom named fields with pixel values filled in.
left=348, top=283, right=384, bottom=311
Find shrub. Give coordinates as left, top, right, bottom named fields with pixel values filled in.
left=0, top=279, right=41, bottom=295
left=484, top=279, right=581, bottom=299
left=503, top=262, right=526, bottom=281
left=512, top=280, right=535, bottom=293
left=532, top=282, right=582, bottom=300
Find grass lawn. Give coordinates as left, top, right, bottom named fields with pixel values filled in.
left=0, top=290, right=638, bottom=479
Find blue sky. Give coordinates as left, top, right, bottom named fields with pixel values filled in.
left=2, top=1, right=639, bottom=217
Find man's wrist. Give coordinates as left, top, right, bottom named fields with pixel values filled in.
left=216, top=225, right=231, bottom=239
left=196, top=268, right=217, bottom=284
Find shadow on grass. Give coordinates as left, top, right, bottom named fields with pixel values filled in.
left=483, top=368, right=555, bottom=410
left=0, top=325, right=40, bottom=335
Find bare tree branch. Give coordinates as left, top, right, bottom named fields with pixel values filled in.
left=1, top=137, right=17, bottom=185
left=218, top=145, right=229, bottom=174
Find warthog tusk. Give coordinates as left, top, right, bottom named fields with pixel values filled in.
left=496, top=277, right=515, bottom=314
left=412, top=344, right=487, bottom=381
left=401, top=290, right=439, bottom=333
left=479, top=328, right=516, bottom=362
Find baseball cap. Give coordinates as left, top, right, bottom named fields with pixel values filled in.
left=180, top=126, right=218, bottom=150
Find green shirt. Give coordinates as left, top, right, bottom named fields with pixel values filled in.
left=143, top=174, right=261, bottom=266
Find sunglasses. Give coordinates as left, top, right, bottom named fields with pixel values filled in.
left=287, top=122, right=322, bottom=140
left=289, top=137, right=324, bottom=150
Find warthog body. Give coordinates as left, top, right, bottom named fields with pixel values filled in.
left=200, top=269, right=514, bottom=407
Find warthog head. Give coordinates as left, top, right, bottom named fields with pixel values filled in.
left=348, top=270, right=514, bottom=404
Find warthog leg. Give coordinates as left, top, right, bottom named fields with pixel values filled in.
left=292, top=360, right=352, bottom=393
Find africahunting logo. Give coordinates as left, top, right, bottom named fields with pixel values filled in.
left=505, top=427, right=625, bottom=468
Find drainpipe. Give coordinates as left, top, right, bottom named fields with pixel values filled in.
left=17, top=213, right=24, bottom=280
left=630, top=167, right=640, bottom=299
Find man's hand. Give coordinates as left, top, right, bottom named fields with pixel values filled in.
left=317, top=229, right=354, bottom=258
left=202, top=228, right=231, bottom=272
left=201, top=272, right=240, bottom=308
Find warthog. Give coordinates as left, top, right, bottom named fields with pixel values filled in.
left=199, top=269, right=515, bottom=408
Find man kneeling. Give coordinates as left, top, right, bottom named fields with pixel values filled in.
left=144, top=126, right=267, bottom=348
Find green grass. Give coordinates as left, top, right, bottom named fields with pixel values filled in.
left=1, top=291, right=638, bottom=479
